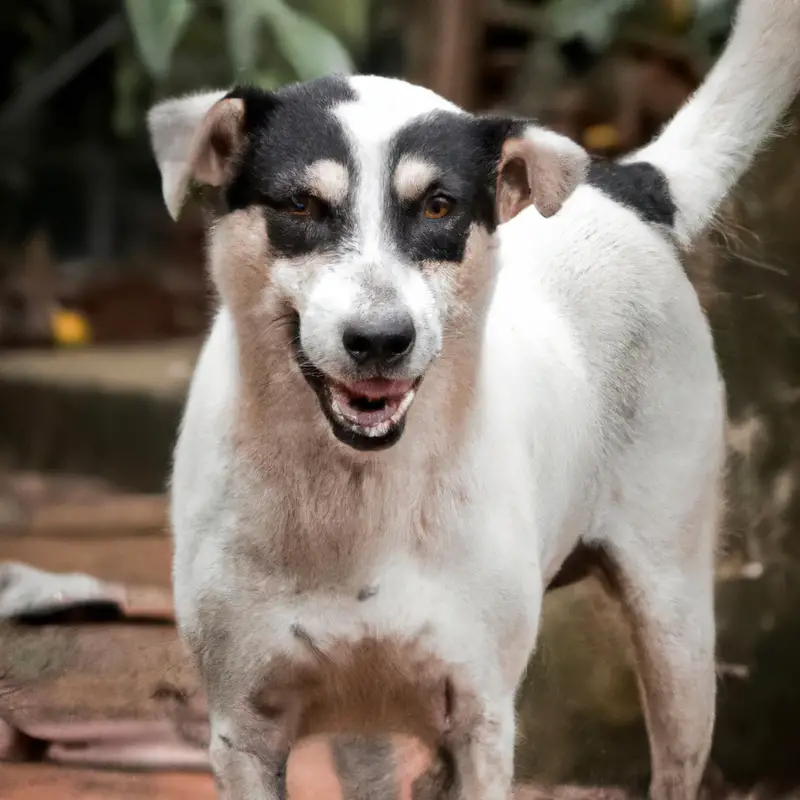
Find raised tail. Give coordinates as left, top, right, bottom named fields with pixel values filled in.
left=631, top=0, right=800, bottom=246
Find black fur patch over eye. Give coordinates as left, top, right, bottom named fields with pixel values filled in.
left=386, top=112, right=523, bottom=264
left=224, top=76, right=358, bottom=257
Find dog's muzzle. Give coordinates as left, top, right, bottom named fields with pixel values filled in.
left=291, top=314, right=422, bottom=451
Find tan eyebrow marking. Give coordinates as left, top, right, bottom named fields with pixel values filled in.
left=393, top=156, right=440, bottom=202
left=305, top=159, right=349, bottom=205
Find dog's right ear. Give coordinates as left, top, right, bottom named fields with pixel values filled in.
left=494, top=125, right=589, bottom=222
left=148, top=90, right=247, bottom=221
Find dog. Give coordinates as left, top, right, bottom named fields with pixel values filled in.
left=147, top=1, right=800, bottom=797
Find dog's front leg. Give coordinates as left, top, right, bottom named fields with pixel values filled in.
left=445, top=692, right=516, bottom=800
left=208, top=708, right=292, bottom=800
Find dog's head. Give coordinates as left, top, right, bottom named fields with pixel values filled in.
left=148, top=75, right=587, bottom=452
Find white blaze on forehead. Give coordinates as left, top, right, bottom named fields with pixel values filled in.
left=344, top=76, right=463, bottom=135
left=334, top=76, right=464, bottom=262
left=305, top=159, right=349, bottom=206
left=393, top=157, right=439, bottom=202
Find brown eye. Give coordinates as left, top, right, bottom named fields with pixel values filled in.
left=286, top=194, right=311, bottom=215
left=423, top=195, right=452, bottom=219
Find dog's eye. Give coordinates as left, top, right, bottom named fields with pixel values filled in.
left=285, top=194, right=312, bottom=216
left=423, top=195, right=452, bottom=220
left=279, top=194, right=328, bottom=218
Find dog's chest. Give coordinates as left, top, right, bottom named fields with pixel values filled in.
left=227, top=464, right=543, bottom=691
left=238, top=538, right=540, bottom=705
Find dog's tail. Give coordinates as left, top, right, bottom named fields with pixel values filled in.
left=631, top=0, right=800, bottom=246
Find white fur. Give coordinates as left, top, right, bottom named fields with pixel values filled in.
left=633, top=0, right=800, bottom=244
left=160, top=2, right=800, bottom=798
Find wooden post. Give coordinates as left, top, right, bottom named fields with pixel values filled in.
left=409, top=0, right=484, bottom=110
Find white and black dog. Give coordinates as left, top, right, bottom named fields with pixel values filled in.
left=148, top=1, right=800, bottom=797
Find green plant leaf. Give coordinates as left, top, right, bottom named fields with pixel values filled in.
left=263, top=1, right=354, bottom=81
left=690, top=0, right=737, bottom=45
left=252, top=68, right=287, bottom=90
left=290, top=0, right=371, bottom=55
left=224, top=0, right=267, bottom=76
left=113, top=46, right=146, bottom=137
left=545, top=0, right=641, bottom=51
left=693, top=0, right=735, bottom=13
left=124, top=0, right=194, bottom=79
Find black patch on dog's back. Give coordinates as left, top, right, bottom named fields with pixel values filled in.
left=225, top=76, right=359, bottom=257
left=588, top=159, right=676, bottom=227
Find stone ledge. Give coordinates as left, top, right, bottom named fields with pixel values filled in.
left=0, top=343, right=198, bottom=492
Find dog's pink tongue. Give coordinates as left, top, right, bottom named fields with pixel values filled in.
left=331, top=379, right=414, bottom=428
left=344, top=378, right=414, bottom=400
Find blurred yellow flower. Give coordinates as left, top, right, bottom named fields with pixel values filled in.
left=583, top=124, right=620, bottom=151
left=666, top=0, right=692, bottom=28
left=51, top=308, right=92, bottom=346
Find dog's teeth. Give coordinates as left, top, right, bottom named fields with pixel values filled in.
left=331, top=398, right=346, bottom=418
left=389, top=389, right=416, bottom=424
left=365, top=421, right=391, bottom=437
left=329, top=385, right=417, bottom=438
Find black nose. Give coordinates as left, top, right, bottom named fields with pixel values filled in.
left=342, top=313, right=416, bottom=366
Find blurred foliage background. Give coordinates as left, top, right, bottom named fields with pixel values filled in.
left=0, top=0, right=738, bottom=289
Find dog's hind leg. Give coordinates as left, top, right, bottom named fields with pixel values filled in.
left=597, top=496, right=718, bottom=800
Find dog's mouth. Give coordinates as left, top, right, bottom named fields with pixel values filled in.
left=290, top=319, right=421, bottom=451
left=325, top=376, right=420, bottom=445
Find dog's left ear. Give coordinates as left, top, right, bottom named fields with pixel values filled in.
left=492, top=123, right=589, bottom=223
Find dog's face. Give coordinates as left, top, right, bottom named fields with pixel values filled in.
left=149, top=76, right=587, bottom=451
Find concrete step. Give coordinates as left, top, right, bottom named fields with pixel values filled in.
left=0, top=341, right=199, bottom=492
